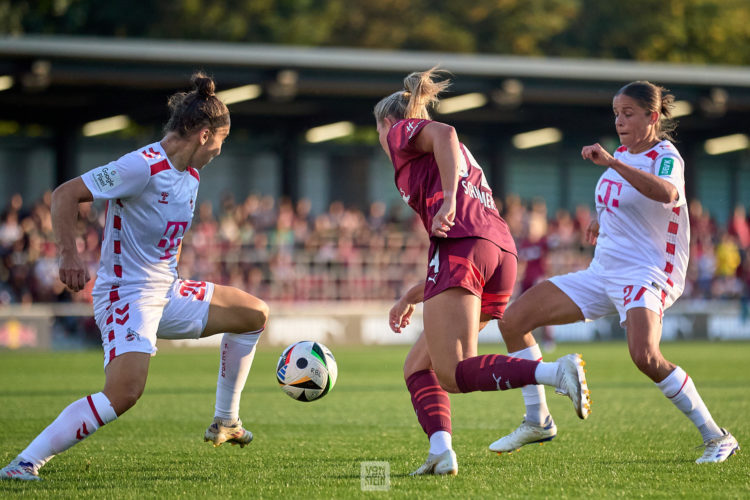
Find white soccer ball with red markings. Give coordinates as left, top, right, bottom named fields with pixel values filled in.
left=276, top=341, right=338, bottom=402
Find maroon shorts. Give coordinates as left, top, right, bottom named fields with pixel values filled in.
left=423, top=237, right=517, bottom=319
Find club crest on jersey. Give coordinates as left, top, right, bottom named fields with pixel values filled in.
left=158, top=191, right=169, bottom=204
left=125, top=328, right=141, bottom=342
left=91, top=166, right=122, bottom=193
left=659, top=157, right=674, bottom=176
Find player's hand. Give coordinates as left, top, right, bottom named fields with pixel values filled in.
left=581, top=143, right=614, bottom=167
left=58, top=250, right=91, bottom=292
left=585, top=220, right=600, bottom=246
left=431, top=199, right=455, bottom=238
left=389, top=299, right=416, bottom=334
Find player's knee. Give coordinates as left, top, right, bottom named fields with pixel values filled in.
left=243, top=299, right=269, bottom=332
left=496, top=308, right=525, bottom=340
left=630, top=348, right=660, bottom=375
left=107, top=386, right=144, bottom=415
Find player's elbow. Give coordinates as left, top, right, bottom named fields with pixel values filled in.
left=666, top=185, right=679, bottom=204
left=656, top=185, right=679, bottom=204
left=52, top=177, right=93, bottom=208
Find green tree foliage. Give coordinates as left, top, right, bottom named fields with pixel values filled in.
left=1, top=0, right=748, bottom=64
left=546, top=0, right=750, bottom=64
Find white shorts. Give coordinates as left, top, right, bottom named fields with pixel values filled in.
left=93, top=279, right=215, bottom=367
left=549, top=267, right=675, bottom=326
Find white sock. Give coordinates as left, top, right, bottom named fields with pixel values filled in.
left=656, top=366, right=722, bottom=441
left=509, top=344, right=549, bottom=425
left=429, top=430, right=452, bottom=455
left=20, top=392, right=117, bottom=470
left=214, top=331, right=262, bottom=421
left=533, top=362, right=559, bottom=386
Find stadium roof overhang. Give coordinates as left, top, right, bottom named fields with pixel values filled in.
left=1, top=34, right=749, bottom=140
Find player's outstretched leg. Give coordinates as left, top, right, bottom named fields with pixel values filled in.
left=201, top=285, right=267, bottom=448
left=453, top=352, right=591, bottom=420
left=204, top=331, right=262, bottom=448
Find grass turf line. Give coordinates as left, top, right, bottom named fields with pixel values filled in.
left=0, top=342, right=748, bottom=499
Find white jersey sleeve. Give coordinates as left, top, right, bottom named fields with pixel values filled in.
left=651, top=143, right=687, bottom=208
left=81, top=152, right=150, bottom=201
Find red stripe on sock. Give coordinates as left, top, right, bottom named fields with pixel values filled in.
left=413, top=384, right=442, bottom=401
left=427, top=411, right=452, bottom=418
left=87, top=395, right=105, bottom=426
left=667, top=373, right=689, bottom=399
left=417, top=390, right=447, bottom=401
left=406, top=370, right=452, bottom=437
left=424, top=403, right=451, bottom=412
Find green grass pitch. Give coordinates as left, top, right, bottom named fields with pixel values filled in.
left=1, top=342, right=748, bottom=498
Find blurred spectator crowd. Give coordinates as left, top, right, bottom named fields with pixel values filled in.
left=1, top=191, right=750, bottom=308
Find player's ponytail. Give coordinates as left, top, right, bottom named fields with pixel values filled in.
left=616, top=81, right=677, bottom=142
left=374, top=66, right=451, bottom=123
left=164, top=72, right=229, bottom=137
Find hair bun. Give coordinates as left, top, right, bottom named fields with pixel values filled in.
left=191, top=72, right=216, bottom=98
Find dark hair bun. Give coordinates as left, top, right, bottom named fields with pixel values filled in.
left=192, top=72, right=216, bottom=98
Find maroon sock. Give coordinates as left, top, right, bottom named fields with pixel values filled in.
left=405, top=369, right=452, bottom=437
left=454, top=354, right=538, bottom=393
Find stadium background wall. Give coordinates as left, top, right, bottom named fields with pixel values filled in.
left=1, top=301, right=749, bottom=351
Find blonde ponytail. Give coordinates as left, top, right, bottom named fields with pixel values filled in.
left=374, top=67, right=451, bottom=123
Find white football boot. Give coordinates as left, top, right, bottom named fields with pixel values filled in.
left=696, top=428, right=739, bottom=463
left=0, top=458, right=41, bottom=481
left=489, top=415, right=557, bottom=453
left=554, top=353, right=591, bottom=419
left=410, top=449, right=458, bottom=476
left=204, top=417, right=254, bottom=448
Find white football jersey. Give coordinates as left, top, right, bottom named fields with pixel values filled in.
left=82, top=142, right=199, bottom=296
left=591, top=140, right=689, bottom=303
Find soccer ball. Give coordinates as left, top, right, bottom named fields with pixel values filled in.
left=276, top=341, right=338, bottom=402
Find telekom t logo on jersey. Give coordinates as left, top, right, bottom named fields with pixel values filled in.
left=597, top=178, right=623, bottom=213
left=157, top=221, right=188, bottom=260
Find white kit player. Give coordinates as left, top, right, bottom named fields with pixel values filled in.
left=2, top=73, right=269, bottom=481
left=491, top=81, right=738, bottom=463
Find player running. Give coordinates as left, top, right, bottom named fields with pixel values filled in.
left=375, top=67, right=591, bottom=476
left=2, top=73, right=267, bottom=481
left=491, top=81, right=739, bottom=463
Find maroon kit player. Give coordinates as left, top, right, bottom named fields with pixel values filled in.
left=374, top=68, right=591, bottom=476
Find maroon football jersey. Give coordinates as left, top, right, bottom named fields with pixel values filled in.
left=387, top=118, right=516, bottom=255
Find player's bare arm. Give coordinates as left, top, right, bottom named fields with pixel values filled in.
left=413, top=122, right=459, bottom=237
left=581, top=143, right=678, bottom=203
left=51, top=177, right=94, bottom=292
